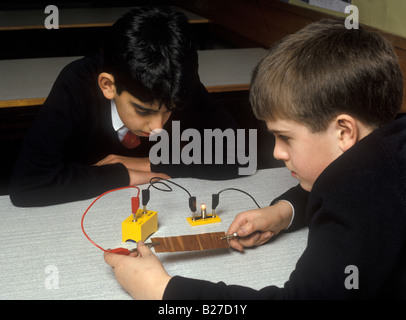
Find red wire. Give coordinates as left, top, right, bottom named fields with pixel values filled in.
left=81, top=186, right=140, bottom=252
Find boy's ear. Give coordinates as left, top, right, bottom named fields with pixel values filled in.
left=335, top=114, right=358, bottom=152
left=98, top=72, right=116, bottom=100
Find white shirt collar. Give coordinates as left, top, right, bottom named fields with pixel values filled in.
left=111, top=99, right=125, bottom=131
left=111, top=99, right=128, bottom=141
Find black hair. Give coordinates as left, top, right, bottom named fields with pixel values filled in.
left=103, top=6, right=199, bottom=111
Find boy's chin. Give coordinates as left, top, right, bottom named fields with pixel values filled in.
left=299, top=181, right=312, bottom=192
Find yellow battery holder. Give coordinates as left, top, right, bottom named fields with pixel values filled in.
left=122, top=209, right=158, bottom=242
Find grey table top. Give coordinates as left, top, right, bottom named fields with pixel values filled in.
left=0, top=167, right=307, bottom=300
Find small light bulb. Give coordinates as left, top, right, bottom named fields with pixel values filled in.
left=200, top=203, right=207, bottom=219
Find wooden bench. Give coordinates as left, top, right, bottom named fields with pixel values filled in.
left=0, top=48, right=267, bottom=108
left=0, top=6, right=208, bottom=31
left=0, top=6, right=211, bottom=60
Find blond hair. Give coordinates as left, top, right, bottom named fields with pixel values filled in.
left=250, top=19, right=403, bottom=132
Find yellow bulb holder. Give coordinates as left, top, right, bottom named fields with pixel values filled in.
left=186, top=214, right=221, bottom=226
left=122, top=209, right=158, bottom=242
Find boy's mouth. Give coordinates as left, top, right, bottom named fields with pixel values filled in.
left=285, top=164, right=297, bottom=178
left=138, top=131, right=150, bottom=137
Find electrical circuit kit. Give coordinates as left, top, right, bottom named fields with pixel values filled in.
left=81, top=178, right=260, bottom=255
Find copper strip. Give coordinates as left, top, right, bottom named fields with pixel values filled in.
left=151, top=232, right=229, bottom=253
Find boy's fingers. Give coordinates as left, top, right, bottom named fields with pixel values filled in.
left=230, top=231, right=274, bottom=252
left=256, top=231, right=275, bottom=246
left=229, top=239, right=244, bottom=252
left=236, top=221, right=255, bottom=237
left=227, top=211, right=255, bottom=234
left=238, top=231, right=261, bottom=246
left=228, top=232, right=260, bottom=252
left=135, top=241, right=152, bottom=256
left=104, top=251, right=122, bottom=267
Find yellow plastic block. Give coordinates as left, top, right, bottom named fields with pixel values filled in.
left=186, top=215, right=221, bottom=226
left=122, top=209, right=158, bottom=242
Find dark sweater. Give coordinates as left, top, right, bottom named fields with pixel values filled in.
left=163, top=115, right=406, bottom=299
left=9, top=55, right=241, bottom=207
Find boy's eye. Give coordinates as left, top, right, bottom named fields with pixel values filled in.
left=134, top=106, right=156, bottom=116
left=135, top=109, right=152, bottom=116
left=277, top=134, right=290, bottom=142
left=131, top=102, right=156, bottom=116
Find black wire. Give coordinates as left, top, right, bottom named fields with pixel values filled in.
left=147, top=178, right=173, bottom=192
left=217, top=188, right=261, bottom=209
left=147, top=178, right=260, bottom=212
left=148, top=177, right=192, bottom=198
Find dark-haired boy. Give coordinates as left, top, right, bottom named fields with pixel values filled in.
left=9, top=7, right=241, bottom=207
left=104, top=19, right=406, bottom=299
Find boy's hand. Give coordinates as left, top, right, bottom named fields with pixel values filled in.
left=95, top=155, right=151, bottom=172
left=128, top=169, right=170, bottom=186
left=227, top=201, right=293, bottom=252
left=94, top=155, right=171, bottom=185
left=104, top=241, right=171, bottom=300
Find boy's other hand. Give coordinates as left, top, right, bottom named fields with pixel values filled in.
left=94, top=155, right=151, bottom=172
left=94, top=155, right=171, bottom=185
left=226, top=201, right=293, bottom=252
left=128, top=169, right=170, bottom=186
left=104, top=241, right=171, bottom=300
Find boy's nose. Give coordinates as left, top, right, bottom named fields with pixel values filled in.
left=149, top=114, right=165, bottom=131
left=273, top=142, right=289, bottom=161
left=149, top=110, right=171, bottom=132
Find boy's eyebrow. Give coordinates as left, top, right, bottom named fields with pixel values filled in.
left=130, top=101, right=159, bottom=112
left=268, top=129, right=290, bottom=134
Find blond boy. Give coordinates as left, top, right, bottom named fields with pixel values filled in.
left=104, top=19, right=405, bottom=299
